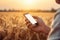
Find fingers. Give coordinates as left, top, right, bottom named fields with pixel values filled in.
left=33, top=16, right=43, bottom=22
left=32, top=16, right=42, bottom=22
left=26, top=23, right=36, bottom=28
left=33, top=16, right=44, bottom=24
left=25, top=19, right=33, bottom=28
left=25, top=19, right=30, bottom=25
left=25, top=19, right=36, bottom=28
left=32, top=16, right=40, bottom=20
left=27, top=23, right=32, bottom=28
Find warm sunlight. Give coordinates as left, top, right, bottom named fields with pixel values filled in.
left=19, top=0, right=54, bottom=10
left=0, top=0, right=60, bottom=10
left=21, top=0, right=36, bottom=10
left=24, top=0, right=33, bottom=5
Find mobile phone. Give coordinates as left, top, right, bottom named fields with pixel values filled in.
left=24, top=13, right=37, bottom=25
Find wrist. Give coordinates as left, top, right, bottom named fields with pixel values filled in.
left=44, top=25, right=51, bottom=35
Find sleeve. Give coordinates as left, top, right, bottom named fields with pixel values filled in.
left=48, top=9, right=60, bottom=40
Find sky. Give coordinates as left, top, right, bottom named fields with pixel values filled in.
left=0, top=0, right=60, bottom=10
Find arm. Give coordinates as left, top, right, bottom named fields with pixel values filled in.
left=48, top=9, right=60, bottom=40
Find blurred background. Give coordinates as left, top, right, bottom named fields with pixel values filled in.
left=0, top=0, right=60, bottom=40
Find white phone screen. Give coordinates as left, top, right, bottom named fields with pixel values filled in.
left=25, top=14, right=37, bottom=24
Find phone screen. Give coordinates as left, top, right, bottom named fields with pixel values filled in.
left=24, top=13, right=37, bottom=24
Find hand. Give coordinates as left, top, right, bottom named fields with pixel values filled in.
left=25, top=16, right=50, bottom=34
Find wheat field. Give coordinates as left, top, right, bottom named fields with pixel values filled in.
left=0, top=12, right=55, bottom=40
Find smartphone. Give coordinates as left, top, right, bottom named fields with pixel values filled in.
left=24, top=13, right=37, bottom=25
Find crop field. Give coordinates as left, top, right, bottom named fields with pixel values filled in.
left=0, top=12, right=55, bottom=40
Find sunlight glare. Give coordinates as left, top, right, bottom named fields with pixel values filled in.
left=24, top=0, right=34, bottom=5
